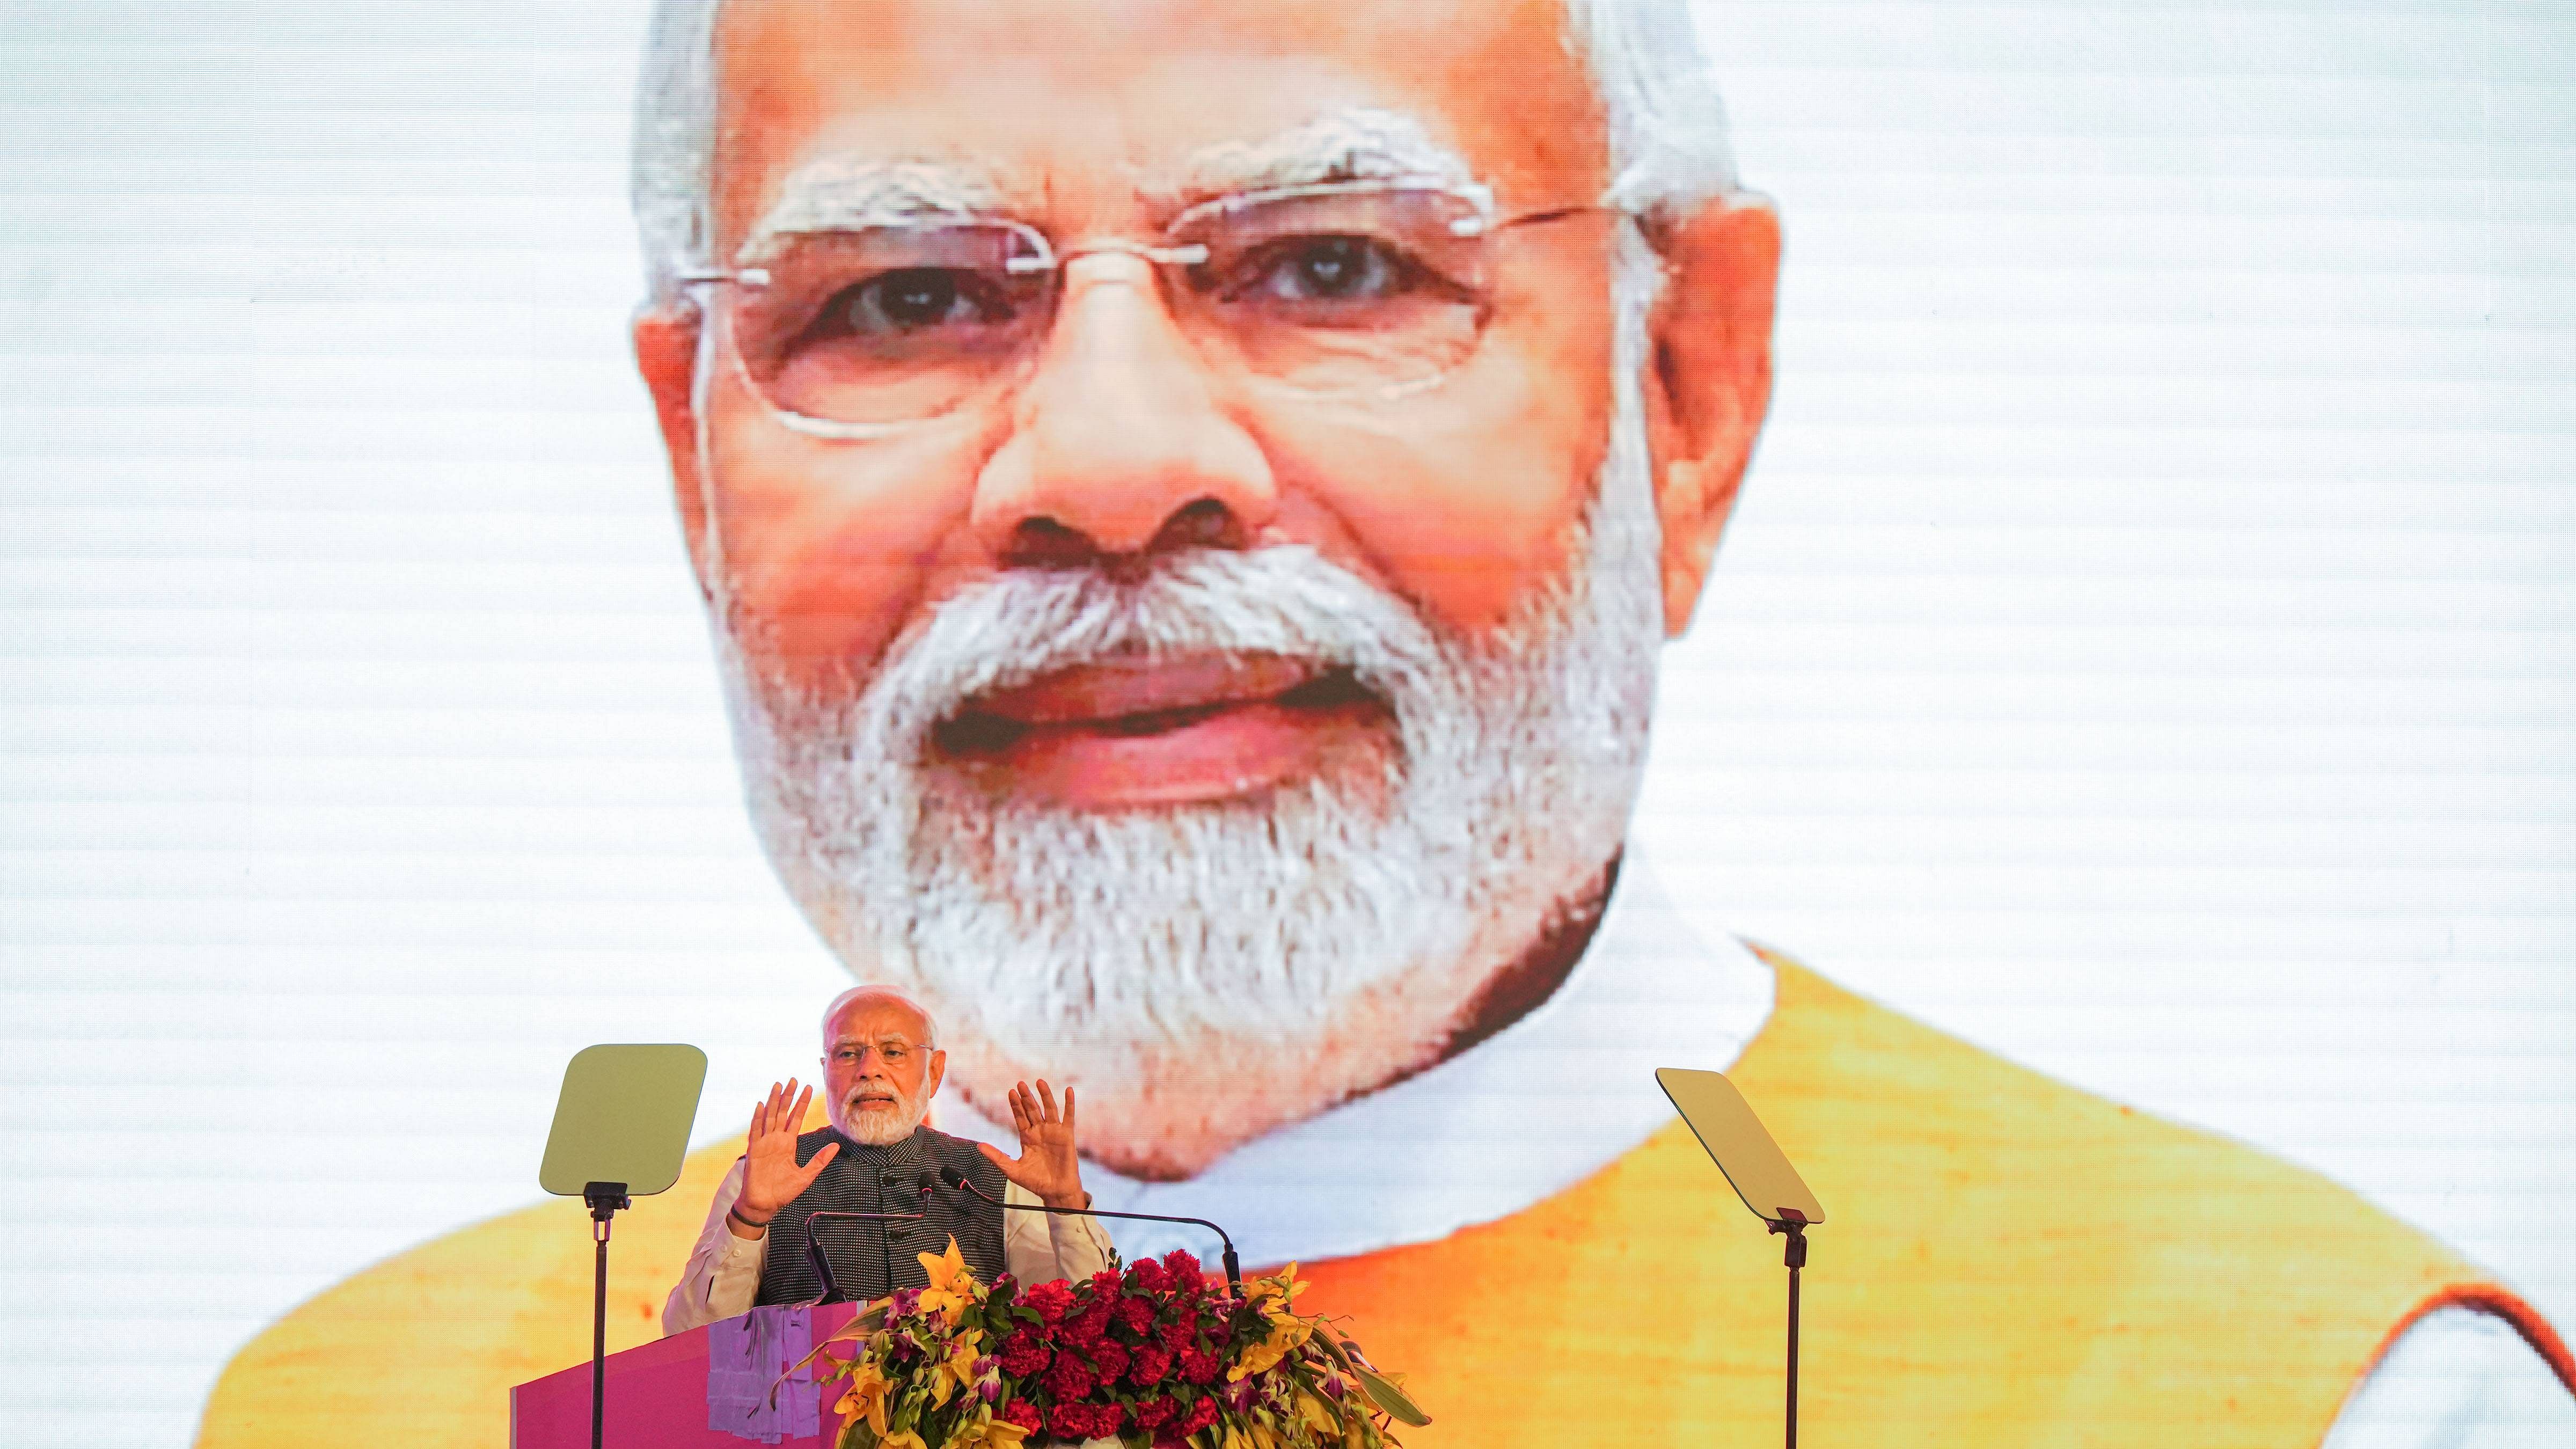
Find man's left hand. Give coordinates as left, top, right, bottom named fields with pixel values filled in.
left=976, top=1079, right=1086, bottom=1210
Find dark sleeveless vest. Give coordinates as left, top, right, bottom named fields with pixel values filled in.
left=752, top=1125, right=1011, bottom=1306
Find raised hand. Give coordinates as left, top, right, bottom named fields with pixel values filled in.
left=731, top=1078, right=838, bottom=1238
left=975, top=1079, right=1085, bottom=1210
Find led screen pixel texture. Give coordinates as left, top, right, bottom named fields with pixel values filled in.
left=3, top=1, right=2573, bottom=1444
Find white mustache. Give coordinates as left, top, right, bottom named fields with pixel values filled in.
left=850, top=544, right=1451, bottom=756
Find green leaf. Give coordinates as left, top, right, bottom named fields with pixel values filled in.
left=1347, top=1365, right=1429, bottom=1428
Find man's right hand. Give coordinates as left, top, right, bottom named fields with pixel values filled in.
left=728, top=1078, right=839, bottom=1239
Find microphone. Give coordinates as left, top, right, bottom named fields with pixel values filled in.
left=934, top=1165, right=1244, bottom=1292
left=799, top=1175, right=936, bottom=1304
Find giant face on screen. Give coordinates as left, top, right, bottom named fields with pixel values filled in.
left=153, top=0, right=2573, bottom=1441
left=631, top=0, right=1777, bottom=1176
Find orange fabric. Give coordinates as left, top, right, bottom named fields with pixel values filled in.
left=195, top=1133, right=742, bottom=1448
left=1297, top=957, right=2560, bottom=1444
left=197, top=958, right=2556, bottom=1447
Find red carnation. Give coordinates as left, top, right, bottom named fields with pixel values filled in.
left=1090, top=1268, right=1123, bottom=1296
left=1021, top=1279, right=1075, bottom=1326
left=1157, top=1317, right=1194, bottom=1351
left=1088, top=1339, right=1131, bottom=1384
left=1057, top=1403, right=1106, bottom=1440
left=998, top=1399, right=1043, bottom=1434
left=1132, top=1397, right=1177, bottom=1429
left=1128, top=1256, right=1171, bottom=1294
left=1043, top=1356, right=1096, bottom=1401
left=1182, top=1397, right=1221, bottom=1433
left=1065, top=1302, right=1115, bottom=1348
left=1177, top=1347, right=1222, bottom=1385
left=1159, top=1249, right=1202, bottom=1287
left=1128, top=1344, right=1173, bottom=1388
left=1117, top=1296, right=1156, bottom=1335
left=996, top=1331, right=1051, bottom=1377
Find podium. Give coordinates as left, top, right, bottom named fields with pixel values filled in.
left=512, top=1303, right=860, bottom=1448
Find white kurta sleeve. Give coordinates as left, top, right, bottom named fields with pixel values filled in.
left=1000, top=1180, right=1113, bottom=1287
left=660, top=1158, right=769, bottom=1336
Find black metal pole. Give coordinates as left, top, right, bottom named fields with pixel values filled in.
left=583, top=1181, right=630, bottom=1449
left=1770, top=1217, right=1808, bottom=1449
left=591, top=1225, right=609, bottom=1449
left=1786, top=1252, right=1801, bottom=1449
left=935, top=1168, right=1245, bottom=1293
left=798, top=1209, right=930, bottom=1306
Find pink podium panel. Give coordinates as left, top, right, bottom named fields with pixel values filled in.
left=512, top=1303, right=859, bottom=1448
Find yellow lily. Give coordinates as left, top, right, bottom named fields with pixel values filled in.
left=832, top=1358, right=894, bottom=1436
left=928, top=1327, right=985, bottom=1407
left=1227, top=1314, right=1313, bottom=1381
left=881, top=1431, right=929, bottom=1449
left=1245, top=1263, right=1310, bottom=1311
left=917, top=1236, right=982, bottom=1324
left=942, top=1413, right=1033, bottom=1449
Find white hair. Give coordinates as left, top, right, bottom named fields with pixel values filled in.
left=627, top=0, right=1745, bottom=301
left=819, top=984, right=940, bottom=1049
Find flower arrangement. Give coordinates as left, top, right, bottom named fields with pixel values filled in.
left=791, top=1238, right=1426, bottom=1449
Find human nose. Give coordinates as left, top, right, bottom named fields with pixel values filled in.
left=969, top=253, right=1277, bottom=565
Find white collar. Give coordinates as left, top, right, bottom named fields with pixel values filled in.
left=938, top=851, right=1775, bottom=1267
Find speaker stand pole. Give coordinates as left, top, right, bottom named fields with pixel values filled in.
left=1768, top=1214, right=1809, bottom=1449
left=583, top=1181, right=631, bottom=1449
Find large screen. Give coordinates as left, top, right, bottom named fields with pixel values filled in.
left=3, top=1, right=2571, bottom=1444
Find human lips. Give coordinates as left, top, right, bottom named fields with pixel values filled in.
left=965, top=654, right=1331, bottom=726
left=931, top=652, right=1391, bottom=808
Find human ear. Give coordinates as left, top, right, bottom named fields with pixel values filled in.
left=924, top=1048, right=948, bottom=1101
left=1641, top=194, right=1780, bottom=637
left=633, top=301, right=714, bottom=602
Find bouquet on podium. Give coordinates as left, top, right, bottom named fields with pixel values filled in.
left=792, top=1239, right=1426, bottom=1449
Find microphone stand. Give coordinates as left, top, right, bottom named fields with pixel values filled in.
left=798, top=1207, right=928, bottom=1306
left=935, top=1167, right=1243, bottom=1292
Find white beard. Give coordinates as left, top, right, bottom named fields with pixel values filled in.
left=708, top=252, right=1670, bottom=1114
left=833, top=1082, right=931, bottom=1145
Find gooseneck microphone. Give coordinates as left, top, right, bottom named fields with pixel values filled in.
left=796, top=1172, right=938, bottom=1304
left=934, top=1164, right=1245, bottom=1292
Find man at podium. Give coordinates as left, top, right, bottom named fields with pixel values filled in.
left=199, top=0, right=2573, bottom=1443
left=661, top=987, right=1110, bottom=1333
